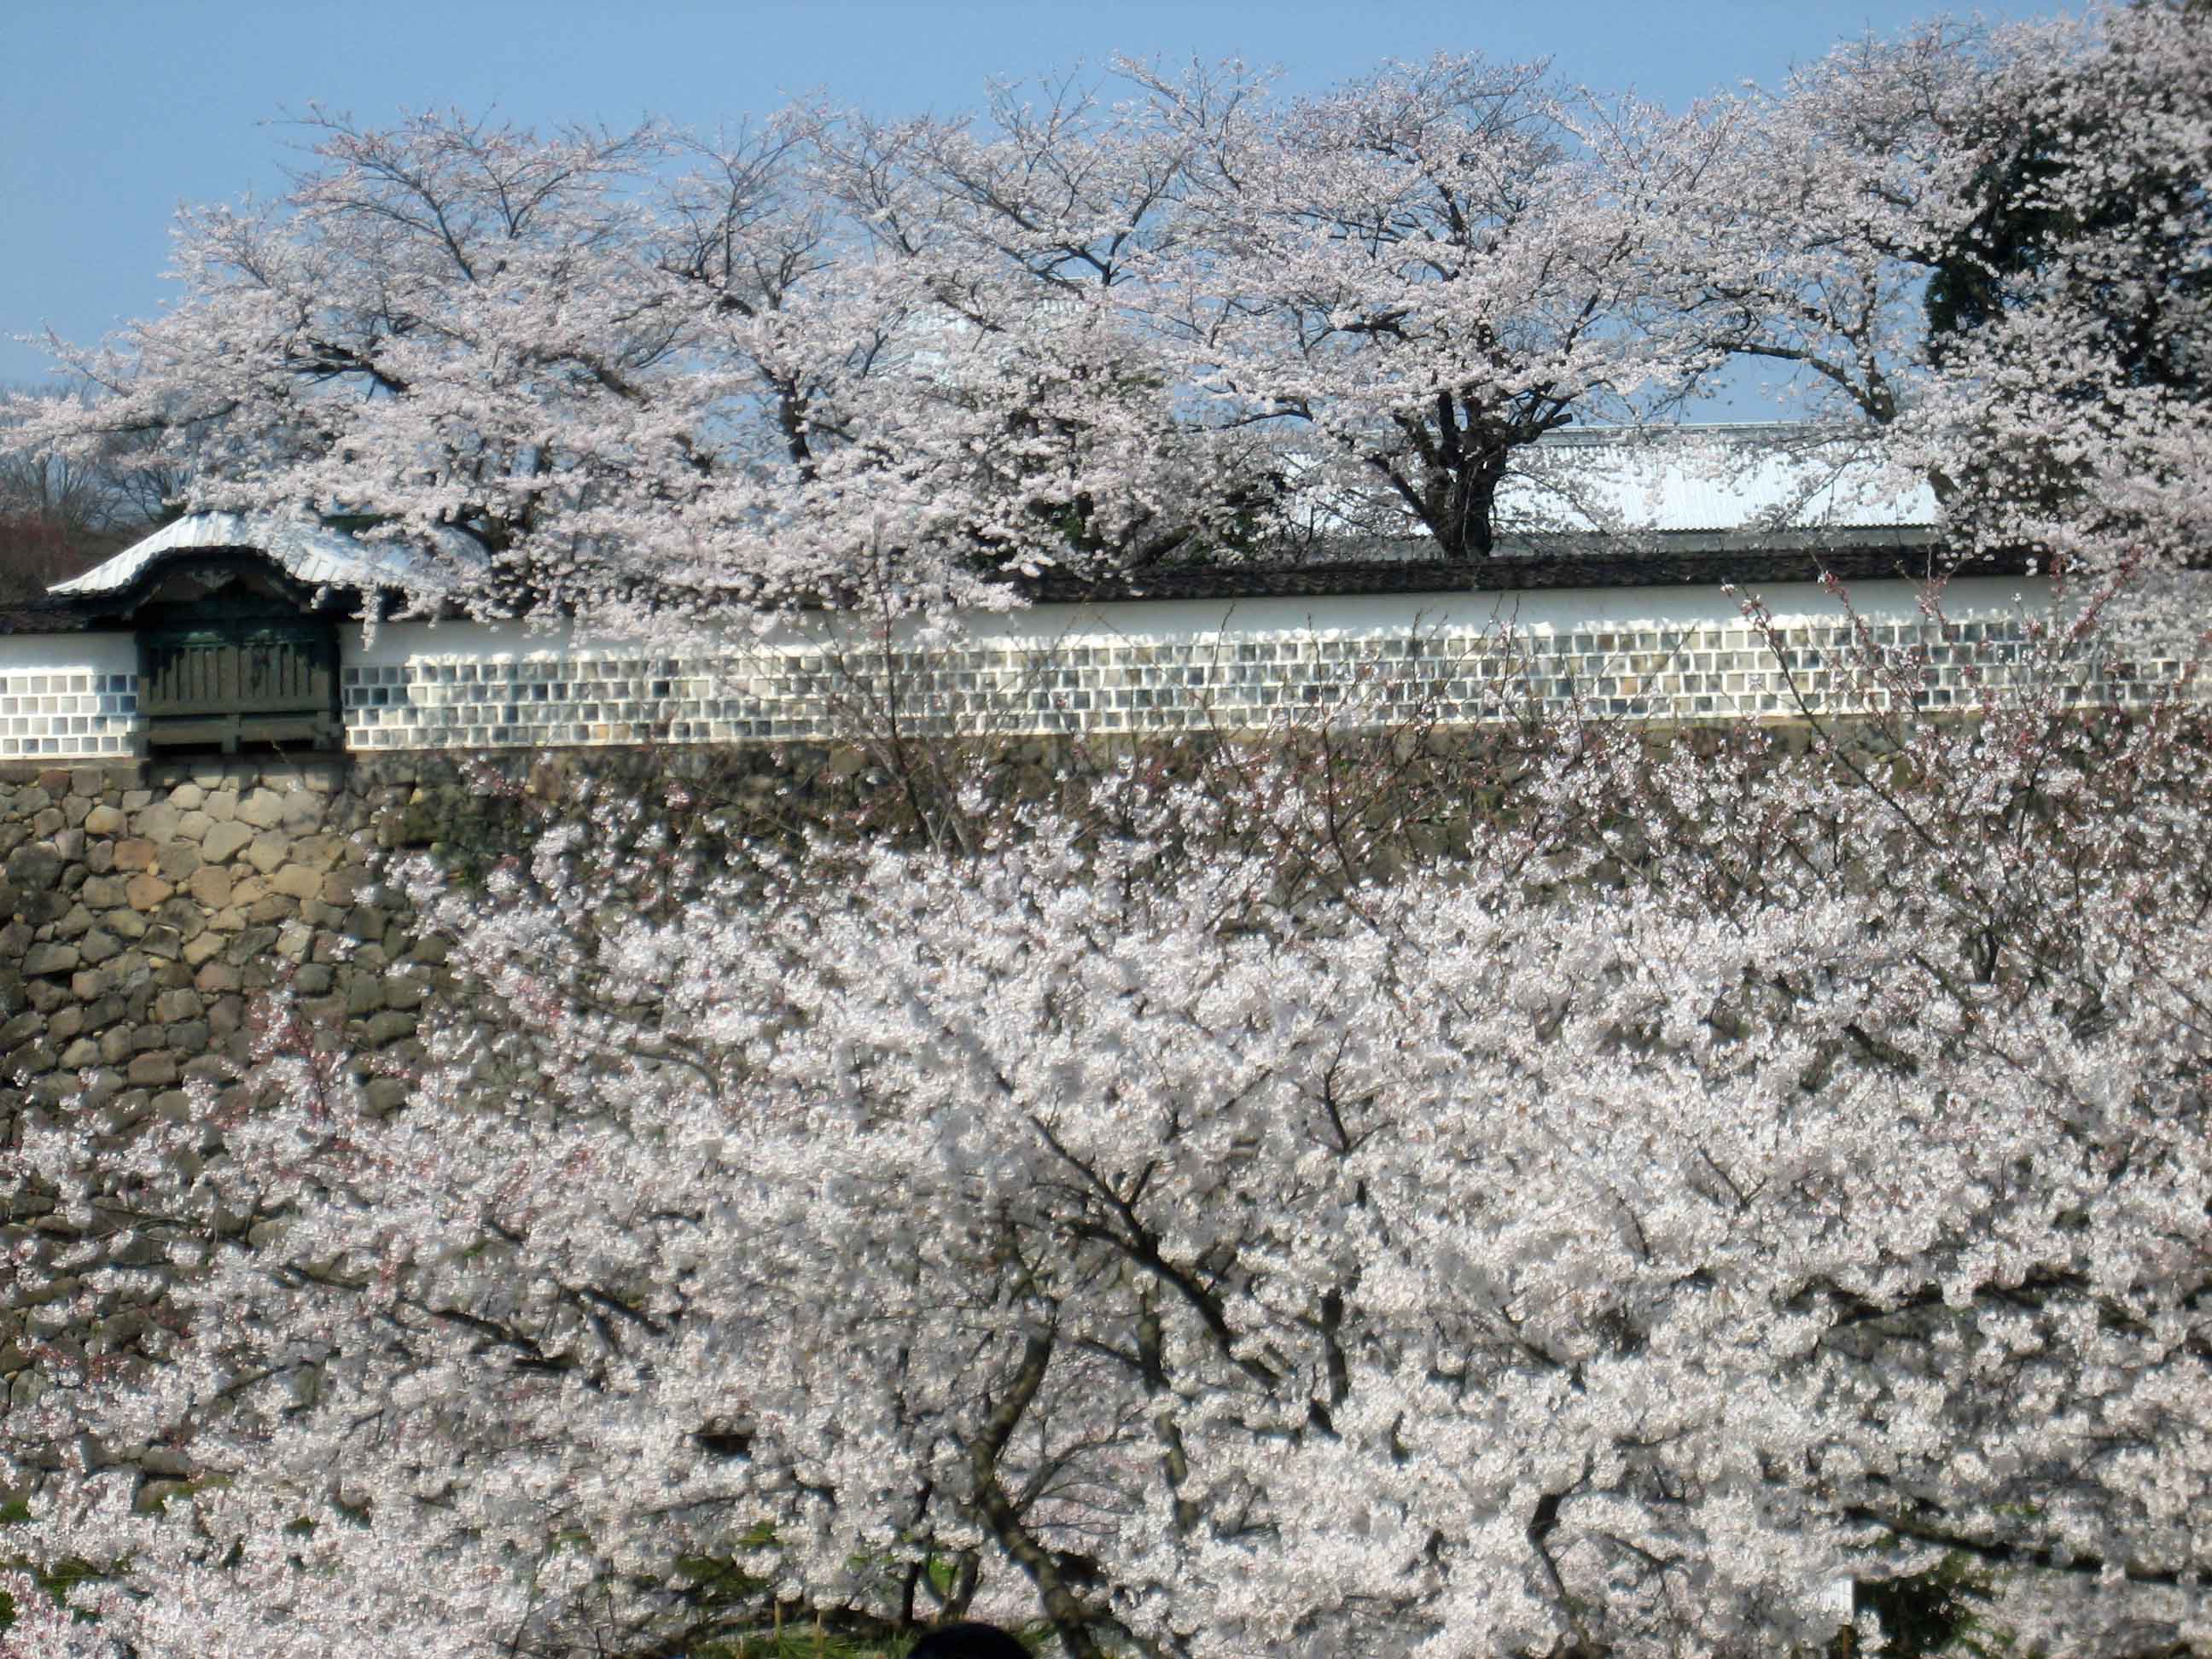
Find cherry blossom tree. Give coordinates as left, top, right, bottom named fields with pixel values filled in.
left=8, top=620, right=2212, bottom=1658
left=3, top=57, right=1733, bottom=610
left=6, top=16, right=2211, bottom=1659
left=1888, top=2, right=2210, bottom=611
left=1117, top=55, right=1726, bottom=556
left=1688, top=2, right=2209, bottom=589
left=5, top=106, right=1262, bottom=624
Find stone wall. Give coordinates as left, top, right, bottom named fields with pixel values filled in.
left=0, top=754, right=463, bottom=1428
left=0, top=733, right=1103, bottom=1458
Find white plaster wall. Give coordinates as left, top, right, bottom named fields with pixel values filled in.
left=0, top=632, right=139, bottom=679
left=348, top=576, right=2049, bottom=667
left=0, top=574, right=2139, bottom=761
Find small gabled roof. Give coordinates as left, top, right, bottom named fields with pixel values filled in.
left=49, top=512, right=482, bottom=602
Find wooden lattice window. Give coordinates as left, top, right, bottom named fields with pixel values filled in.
left=138, top=602, right=341, bottom=753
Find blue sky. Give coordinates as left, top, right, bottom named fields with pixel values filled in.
left=3, top=0, right=2072, bottom=393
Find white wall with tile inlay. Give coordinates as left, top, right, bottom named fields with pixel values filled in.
left=4, top=575, right=2184, bottom=762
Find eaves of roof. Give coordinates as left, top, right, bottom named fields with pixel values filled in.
left=0, top=599, right=107, bottom=635
left=1026, top=544, right=2034, bottom=605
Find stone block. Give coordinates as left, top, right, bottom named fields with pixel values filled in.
left=281, top=792, right=328, bottom=830
left=125, top=874, right=174, bottom=911
left=288, top=834, right=343, bottom=870
left=111, top=838, right=158, bottom=872
left=181, top=932, right=224, bottom=967
left=6, top=1037, right=57, bottom=1077
left=153, top=988, right=202, bottom=1024
left=53, top=904, right=94, bottom=939
left=175, top=810, right=212, bottom=842
left=345, top=976, right=385, bottom=1016
left=164, top=1020, right=210, bottom=1055
left=244, top=835, right=290, bottom=876
left=21, top=943, right=79, bottom=976
left=78, top=928, right=119, bottom=964
left=168, top=783, right=206, bottom=812
left=126, top=1051, right=178, bottom=1089
left=98, top=1027, right=133, bottom=1066
left=131, top=802, right=182, bottom=842
left=237, top=789, right=288, bottom=830
left=105, top=911, right=147, bottom=941
left=4, top=846, right=61, bottom=892
left=30, top=807, right=65, bottom=837
left=271, top=864, right=323, bottom=901
left=188, top=865, right=233, bottom=907
left=59, top=1039, right=101, bottom=1069
left=157, top=899, right=206, bottom=943
left=291, top=963, right=335, bottom=995
left=47, top=1005, right=84, bottom=1041
left=203, top=791, right=238, bottom=824
left=157, top=843, right=202, bottom=882
left=81, top=875, right=129, bottom=909
left=14, top=890, right=61, bottom=927
left=364, top=1010, right=418, bottom=1047
left=194, top=962, right=240, bottom=994
left=82, top=804, right=125, bottom=837
left=201, top=821, right=254, bottom=864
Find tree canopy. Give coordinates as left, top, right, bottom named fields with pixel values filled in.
left=5, top=3, right=2201, bottom=619
left=3, top=9, right=2211, bottom=1657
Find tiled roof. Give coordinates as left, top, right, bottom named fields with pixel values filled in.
left=1029, top=544, right=2029, bottom=604
left=0, top=598, right=103, bottom=634
left=49, top=512, right=484, bottom=600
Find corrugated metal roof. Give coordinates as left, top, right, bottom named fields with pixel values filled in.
left=49, top=513, right=481, bottom=599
